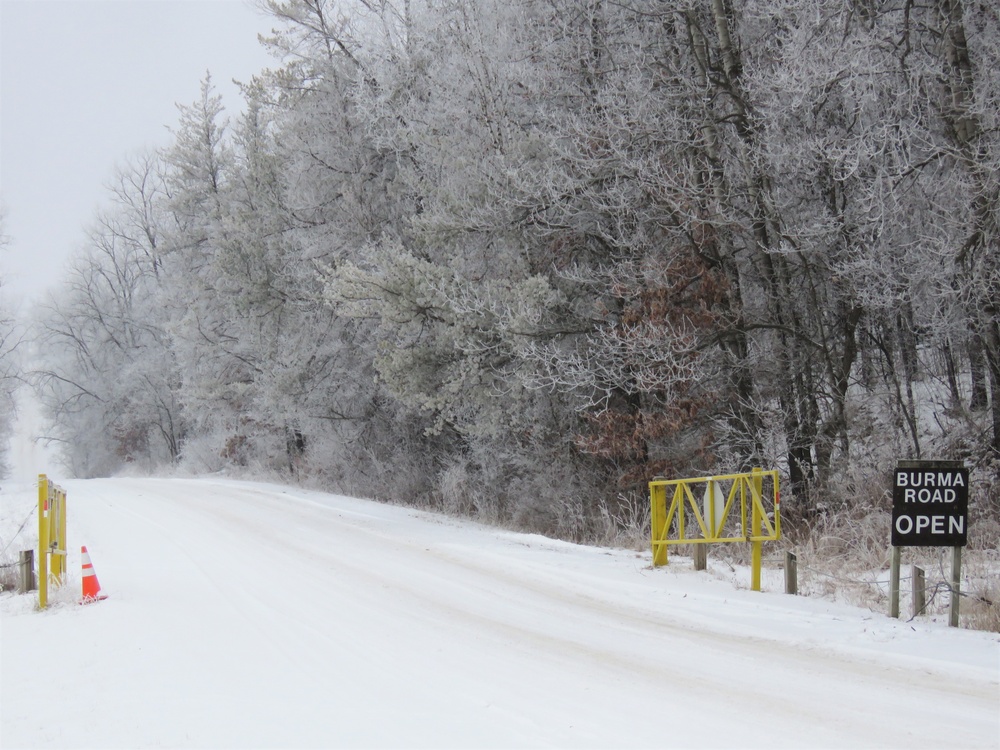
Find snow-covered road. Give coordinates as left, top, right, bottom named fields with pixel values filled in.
left=2, top=478, right=998, bottom=748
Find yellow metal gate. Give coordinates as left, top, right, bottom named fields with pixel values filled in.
left=649, top=468, right=780, bottom=590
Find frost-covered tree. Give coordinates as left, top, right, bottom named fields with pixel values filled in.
left=929, top=0, right=1000, bottom=456
left=33, top=153, right=182, bottom=476
left=0, top=211, right=23, bottom=478
left=157, top=75, right=255, bottom=465
left=313, top=0, right=1000, bottom=515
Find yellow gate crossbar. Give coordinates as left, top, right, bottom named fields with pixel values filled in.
left=649, top=469, right=780, bottom=591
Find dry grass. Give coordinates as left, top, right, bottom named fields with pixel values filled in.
left=0, top=563, right=19, bottom=593
left=963, top=584, right=1000, bottom=632
left=594, top=492, right=650, bottom=550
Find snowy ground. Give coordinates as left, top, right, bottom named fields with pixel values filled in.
left=1, top=476, right=998, bottom=749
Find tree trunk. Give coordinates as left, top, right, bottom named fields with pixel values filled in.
left=937, top=0, right=1000, bottom=454
left=968, top=331, right=988, bottom=410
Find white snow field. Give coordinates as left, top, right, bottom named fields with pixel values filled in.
left=1, top=477, right=998, bottom=749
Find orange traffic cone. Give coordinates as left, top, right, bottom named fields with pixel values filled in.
left=80, top=546, right=108, bottom=604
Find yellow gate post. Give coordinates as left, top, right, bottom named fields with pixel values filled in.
left=37, top=474, right=68, bottom=609
left=58, top=483, right=67, bottom=580
left=751, top=468, right=763, bottom=592
left=651, top=482, right=668, bottom=566
left=37, top=476, right=49, bottom=609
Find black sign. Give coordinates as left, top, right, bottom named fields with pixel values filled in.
left=891, top=462, right=969, bottom=547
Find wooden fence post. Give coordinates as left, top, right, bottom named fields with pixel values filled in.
left=18, top=549, right=35, bottom=593
left=912, top=565, right=925, bottom=618
left=785, top=551, right=797, bottom=595
left=950, top=546, right=962, bottom=628
left=889, top=546, right=901, bottom=619
left=692, top=543, right=707, bottom=571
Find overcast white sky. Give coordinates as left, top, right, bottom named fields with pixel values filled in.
left=0, top=0, right=277, bottom=305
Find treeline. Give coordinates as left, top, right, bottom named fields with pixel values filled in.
left=0, top=216, right=20, bottom=478
left=29, top=0, right=1000, bottom=536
